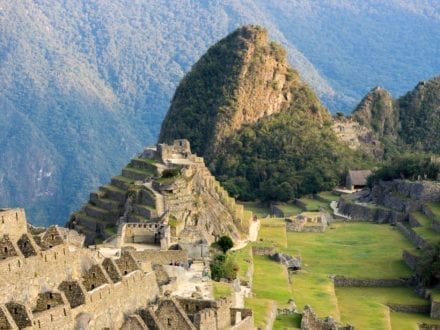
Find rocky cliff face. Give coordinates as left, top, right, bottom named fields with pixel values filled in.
left=159, top=25, right=329, bottom=162
left=352, top=86, right=398, bottom=141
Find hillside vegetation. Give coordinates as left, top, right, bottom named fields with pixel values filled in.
left=160, top=26, right=372, bottom=202
left=352, top=77, right=440, bottom=156
left=2, top=1, right=440, bottom=224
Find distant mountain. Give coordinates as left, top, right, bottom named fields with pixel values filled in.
left=1, top=0, right=439, bottom=225
left=352, top=76, right=440, bottom=155
left=160, top=26, right=370, bottom=201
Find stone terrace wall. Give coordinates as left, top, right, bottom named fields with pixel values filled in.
left=333, top=276, right=410, bottom=287
left=337, top=199, right=404, bottom=223
left=252, top=246, right=275, bottom=256
left=403, top=250, right=419, bottom=271
left=420, top=324, right=440, bottom=330
left=132, top=250, right=188, bottom=265
left=396, top=222, right=427, bottom=249
left=388, top=304, right=430, bottom=314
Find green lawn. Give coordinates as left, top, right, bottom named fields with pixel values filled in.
left=212, top=281, right=232, bottom=299
left=411, top=211, right=440, bottom=243
left=336, top=287, right=430, bottom=329
left=245, top=298, right=275, bottom=328
left=317, top=191, right=340, bottom=202
left=273, top=313, right=302, bottom=329
left=298, top=196, right=332, bottom=213
left=276, top=203, right=303, bottom=217
left=258, top=218, right=287, bottom=248
left=239, top=201, right=271, bottom=218
left=390, top=311, right=440, bottom=330
left=284, top=223, right=414, bottom=279
left=229, top=245, right=252, bottom=282
left=427, top=202, right=440, bottom=220
left=252, top=255, right=293, bottom=307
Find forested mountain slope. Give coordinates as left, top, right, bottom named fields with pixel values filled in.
left=1, top=0, right=439, bottom=225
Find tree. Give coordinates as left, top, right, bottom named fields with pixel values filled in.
left=217, top=235, right=234, bottom=253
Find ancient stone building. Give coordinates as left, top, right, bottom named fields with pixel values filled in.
left=68, top=140, right=252, bottom=252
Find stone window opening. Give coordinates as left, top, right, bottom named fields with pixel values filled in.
left=4, top=246, right=8, bottom=253
left=167, top=318, right=172, bottom=326
left=68, top=285, right=72, bottom=291
left=63, top=308, right=66, bottom=316
left=47, top=304, right=51, bottom=310
left=49, top=293, right=53, bottom=299
left=15, top=213, right=18, bottom=221
left=38, top=320, right=41, bottom=328
left=1, top=216, right=4, bottom=224
left=13, top=308, right=17, bottom=314
left=124, top=270, right=128, bottom=275
left=50, top=314, right=53, bottom=322
left=17, top=260, right=20, bottom=267
left=91, top=284, right=95, bottom=290
left=92, top=272, right=96, bottom=278
left=51, top=234, right=55, bottom=240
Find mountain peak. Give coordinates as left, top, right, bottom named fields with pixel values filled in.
left=158, top=26, right=327, bottom=161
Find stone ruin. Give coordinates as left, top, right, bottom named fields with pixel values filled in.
left=0, top=208, right=254, bottom=329
left=285, top=212, right=329, bottom=232
left=301, top=305, right=354, bottom=330
left=68, top=139, right=252, bottom=252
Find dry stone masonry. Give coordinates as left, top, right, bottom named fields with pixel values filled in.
left=68, top=140, right=251, bottom=250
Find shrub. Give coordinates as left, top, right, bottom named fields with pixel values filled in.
left=217, top=235, right=234, bottom=253
left=210, top=254, right=238, bottom=281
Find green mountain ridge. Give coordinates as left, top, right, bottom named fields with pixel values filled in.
left=352, top=76, right=440, bottom=155
left=159, top=26, right=370, bottom=201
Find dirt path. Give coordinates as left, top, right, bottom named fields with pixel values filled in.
left=231, top=219, right=260, bottom=251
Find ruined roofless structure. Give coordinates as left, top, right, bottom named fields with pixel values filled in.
left=68, top=139, right=252, bottom=250
left=0, top=208, right=254, bottom=329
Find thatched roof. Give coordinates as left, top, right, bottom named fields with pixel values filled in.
left=347, top=170, right=372, bottom=186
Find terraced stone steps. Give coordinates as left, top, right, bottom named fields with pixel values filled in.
left=122, top=167, right=154, bottom=181
left=99, top=185, right=127, bottom=203
left=111, top=176, right=134, bottom=190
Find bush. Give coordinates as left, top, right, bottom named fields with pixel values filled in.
left=162, top=168, right=181, bottom=178
left=210, top=254, right=238, bottom=281
left=416, top=242, right=440, bottom=287
left=217, top=235, right=234, bottom=253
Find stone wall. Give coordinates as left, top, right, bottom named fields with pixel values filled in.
left=420, top=324, right=440, bottom=330
left=132, top=250, right=188, bottom=265
left=252, top=246, right=275, bottom=256
left=333, top=276, right=409, bottom=287
left=396, top=222, right=427, bottom=249
left=301, top=305, right=353, bottom=330
left=337, top=199, right=404, bottom=223
left=403, top=250, right=419, bottom=271
left=431, top=300, right=440, bottom=319
left=388, top=303, right=430, bottom=313
left=0, top=209, right=28, bottom=241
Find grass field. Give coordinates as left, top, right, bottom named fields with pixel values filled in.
left=336, top=287, right=431, bottom=329
left=411, top=211, right=440, bottom=243
left=245, top=298, right=275, bottom=328
left=276, top=203, right=303, bottom=217
left=284, top=223, right=414, bottom=279
left=258, top=218, right=287, bottom=248
left=248, top=219, right=437, bottom=328
left=229, top=245, right=252, bottom=282
left=427, top=202, right=440, bottom=220
left=273, top=313, right=302, bottom=329
left=212, top=281, right=232, bottom=299
left=252, top=255, right=293, bottom=307
left=239, top=201, right=271, bottom=218
left=317, top=191, right=340, bottom=202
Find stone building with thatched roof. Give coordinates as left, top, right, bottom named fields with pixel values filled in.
left=346, top=170, right=372, bottom=190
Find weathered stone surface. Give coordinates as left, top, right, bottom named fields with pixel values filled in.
left=271, top=253, right=301, bottom=270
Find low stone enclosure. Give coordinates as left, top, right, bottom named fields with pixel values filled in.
left=285, top=212, right=329, bottom=232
